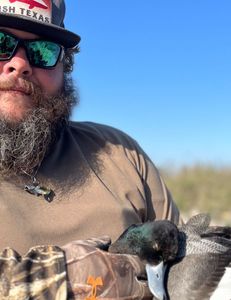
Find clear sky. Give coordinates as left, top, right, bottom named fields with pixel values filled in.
left=65, top=0, right=230, bottom=168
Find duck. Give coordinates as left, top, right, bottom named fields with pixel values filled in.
left=109, top=219, right=180, bottom=300
left=109, top=214, right=231, bottom=300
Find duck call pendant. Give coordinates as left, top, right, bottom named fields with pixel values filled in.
left=24, top=179, right=54, bottom=202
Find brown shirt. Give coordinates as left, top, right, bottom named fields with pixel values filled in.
left=0, top=121, right=180, bottom=254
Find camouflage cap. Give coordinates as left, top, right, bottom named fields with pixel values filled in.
left=0, top=0, right=80, bottom=48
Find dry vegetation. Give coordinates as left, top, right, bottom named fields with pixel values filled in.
left=160, top=164, right=231, bottom=225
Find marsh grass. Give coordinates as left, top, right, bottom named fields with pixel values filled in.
left=160, top=165, right=231, bottom=225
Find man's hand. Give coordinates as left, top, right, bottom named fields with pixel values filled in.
left=0, top=245, right=67, bottom=299
left=62, top=237, right=152, bottom=299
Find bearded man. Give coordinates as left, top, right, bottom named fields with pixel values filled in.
left=0, top=1, right=181, bottom=299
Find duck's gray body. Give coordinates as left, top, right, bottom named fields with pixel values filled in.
left=109, top=214, right=231, bottom=300
left=165, top=214, right=231, bottom=300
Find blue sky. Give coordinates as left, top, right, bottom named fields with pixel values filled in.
left=65, top=0, right=230, bottom=168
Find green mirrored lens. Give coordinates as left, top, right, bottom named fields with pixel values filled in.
left=26, top=41, right=61, bottom=67
left=0, top=32, right=17, bottom=59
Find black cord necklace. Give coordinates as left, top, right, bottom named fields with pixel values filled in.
left=23, top=170, right=55, bottom=202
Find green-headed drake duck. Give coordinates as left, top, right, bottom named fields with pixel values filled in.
left=109, top=214, right=231, bottom=300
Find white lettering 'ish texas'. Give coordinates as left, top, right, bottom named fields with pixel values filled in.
left=0, top=0, right=51, bottom=23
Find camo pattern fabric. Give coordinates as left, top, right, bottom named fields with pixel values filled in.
left=62, top=237, right=152, bottom=300
left=0, top=245, right=67, bottom=300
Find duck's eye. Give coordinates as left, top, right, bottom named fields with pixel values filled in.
left=153, top=241, right=160, bottom=251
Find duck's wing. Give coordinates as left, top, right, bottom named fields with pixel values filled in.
left=166, top=250, right=231, bottom=300
left=210, top=262, right=231, bottom=300
left=181, top=213, right=211, bottom=236
left=210, top=263, right=231, bottom=300
left=203, top=226, right=231, bottom=240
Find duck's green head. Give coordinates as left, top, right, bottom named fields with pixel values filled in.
left=109, top=220, right=180, bottom=300
left=109, top=222, right=154, bottom=259
left=109, top=220, right=179, bottom=263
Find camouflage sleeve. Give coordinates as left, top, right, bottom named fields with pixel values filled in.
left=0, top=245, right=67, bottom=300
left=0, top=238, right=152, bottom=300
left=62, top=236, right=152, bottom=300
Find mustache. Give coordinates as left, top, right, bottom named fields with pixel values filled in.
left=0, top=76, right=38, bottom=96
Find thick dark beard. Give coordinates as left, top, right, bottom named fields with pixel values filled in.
left=0, top=75, right=77, bottom=178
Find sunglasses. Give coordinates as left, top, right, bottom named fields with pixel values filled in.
left=0, top=30, right=64, bottom=69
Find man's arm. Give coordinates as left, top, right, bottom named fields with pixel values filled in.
left=0, top=238, right=152, bottom=300
left=63, top=236, right=152, bottom=299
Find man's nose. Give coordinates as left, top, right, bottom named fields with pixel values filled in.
left=2, top=47, right=33, bottom=77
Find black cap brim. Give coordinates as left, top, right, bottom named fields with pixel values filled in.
left=0, top=13, right=81, bottom=48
